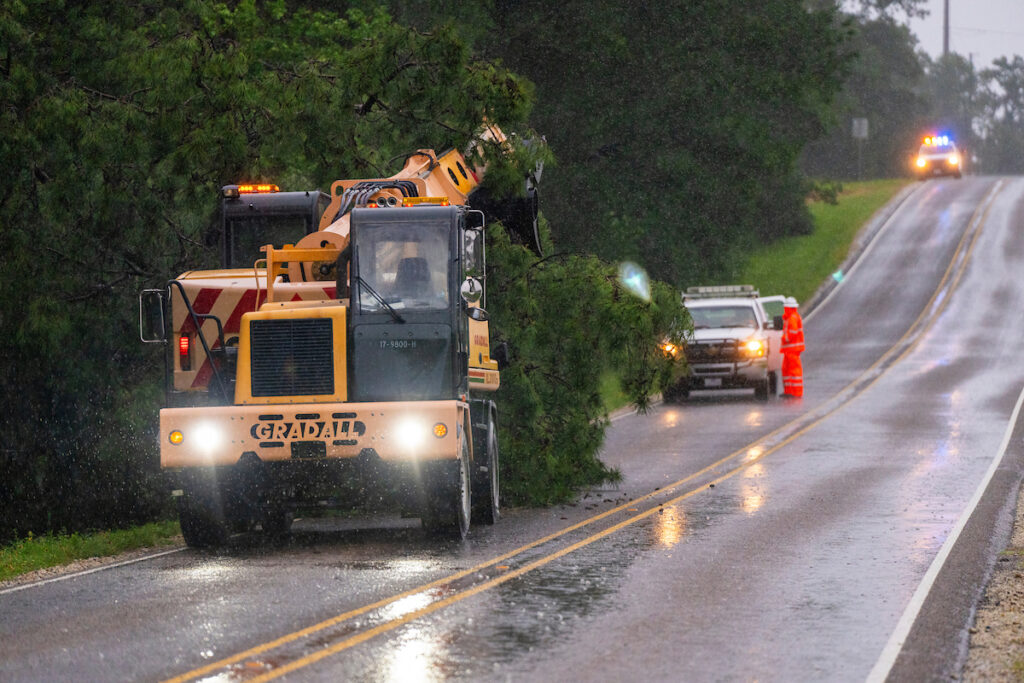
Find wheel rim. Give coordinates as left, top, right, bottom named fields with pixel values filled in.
left=488, top=419, right=500, bottom=516
left=458, top=434, right=471, bottom=536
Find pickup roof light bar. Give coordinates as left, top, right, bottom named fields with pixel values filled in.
left=923, top=135, right=951, bottom=146
left=683, top=284, right=760, bottom=299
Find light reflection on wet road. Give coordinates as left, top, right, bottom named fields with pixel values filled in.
left=2, top=177, right=1023, bottom=682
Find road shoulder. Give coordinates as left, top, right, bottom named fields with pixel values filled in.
left=962, top=486, right=1024, bottom=680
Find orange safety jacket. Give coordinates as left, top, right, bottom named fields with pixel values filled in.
left=781, top=309, right=805, bottom=355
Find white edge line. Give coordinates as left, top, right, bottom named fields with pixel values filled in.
left=0, top=546, right=186, bottom=596
left=610, top=396, right=664, bottom=423
left=865, top=382, right=1024, bottom=682
left=805, top=185, right=916, bottom=323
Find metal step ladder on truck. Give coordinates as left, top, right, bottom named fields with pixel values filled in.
left=663, top=285, right=787, bottom=402
left=139, top=127, right=539, bottom=546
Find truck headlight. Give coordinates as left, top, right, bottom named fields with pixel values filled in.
left=916, top=157, right=927, bottom=168
left=192, top=422, right=224, bottom=454
left=395, top=418, right=427, bottom=450
left=744, top=339, right=765, bottom=357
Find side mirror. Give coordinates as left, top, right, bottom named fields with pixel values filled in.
left=466, top=305, right=489, bottom=322
left=492, top=341, right=511, bottom=370
left=139, top=289, right=167, bottom=343
left=772, top=315, right=784, bottom=331
left=460, top=277, right=483, bottom=304
left=466, top=209, right=486, bottom=230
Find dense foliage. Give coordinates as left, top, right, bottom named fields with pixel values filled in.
left=487, top=221, right=682, bottom=503
left=481, top=0, right=853, bottom=286
left=0, top=1, right=687, bottom=540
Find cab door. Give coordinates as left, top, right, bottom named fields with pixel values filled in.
left=758, top=295, right=786, bottom=390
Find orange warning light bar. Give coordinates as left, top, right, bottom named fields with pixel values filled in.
left=401, top=196, right=450, bottom=207
left=237, top=184, right=279, bottom=194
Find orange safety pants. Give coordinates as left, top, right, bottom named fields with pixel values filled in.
left=782, top=353, right=803, bottom=397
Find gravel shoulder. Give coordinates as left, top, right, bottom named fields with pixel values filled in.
left=963, top=486, right=1024, bottom=681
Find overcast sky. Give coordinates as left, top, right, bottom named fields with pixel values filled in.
left=905, top=0, right=1024, bottom=68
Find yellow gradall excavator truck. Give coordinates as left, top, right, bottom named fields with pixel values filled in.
left=140, top=126, right=538, bottom=545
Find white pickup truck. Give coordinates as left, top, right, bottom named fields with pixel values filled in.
left=665, top=285, right=786, bottom=401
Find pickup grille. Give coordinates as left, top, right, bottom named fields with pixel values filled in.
left=249, top=319, right=334, bottom=397
left=685, top=339, right=742, bottom=364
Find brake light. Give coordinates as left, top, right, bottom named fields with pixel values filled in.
left=179, top=335, right=192, bottom=371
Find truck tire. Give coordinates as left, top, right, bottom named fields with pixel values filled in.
left=261, top=506, right=294, bottom=538
left=178, top=487, right=230, bottom=549
left=471, top=409, right=500, bottom=526
left=423, top=430, right=471, bottom=539
left=663, top=379, right=690, bottom=403
left=754, top=378, right=770, bottom=401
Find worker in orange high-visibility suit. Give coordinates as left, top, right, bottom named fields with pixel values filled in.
left=781, top=297, right=804, bottom=398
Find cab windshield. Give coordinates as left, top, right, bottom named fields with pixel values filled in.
left=355, top=221, right=450, bottom=312
left=688, top=305, right=758, bottom=329
left=225, top=215, right=309, bottom=269
left=920, top=144, right=955, bottom=155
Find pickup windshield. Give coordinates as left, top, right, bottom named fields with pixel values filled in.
left=688, top=305, right=758, bottom=329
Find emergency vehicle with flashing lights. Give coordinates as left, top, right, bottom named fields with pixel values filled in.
left=662, top=285, right=786, bottom=402
left=139, top=126, right=540, bottom=546
left=914, top=135, right=962, bottom=180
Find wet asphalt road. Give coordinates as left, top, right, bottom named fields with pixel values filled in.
left=3, top=176, right=1024, bottom=682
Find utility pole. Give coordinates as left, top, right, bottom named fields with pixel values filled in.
left=943, top=0, right=950, bottom=56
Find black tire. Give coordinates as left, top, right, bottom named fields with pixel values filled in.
left=472, top=409, right=500, bottom=526
left=768, top=371, right=779, bottom=397
left=663, top=379, right=690, bottom=403
left=423, top=430, right=471, bottom=539
left=754, top=378, right=770, bottom=401
left=178, top=488, right=230, bottom=549
left=261, top=506, right=294, bottom=537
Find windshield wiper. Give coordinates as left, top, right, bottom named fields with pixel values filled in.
left=353, top=275, right=405, bottom=323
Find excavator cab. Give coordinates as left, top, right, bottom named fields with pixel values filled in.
left=348, top=204, right=481, bottom=403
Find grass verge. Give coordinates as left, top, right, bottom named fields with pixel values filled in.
left=0, top=521, right=181, bottom=583
left=740, top=178, right=910, bottom=304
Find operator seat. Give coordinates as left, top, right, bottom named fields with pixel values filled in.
left=392, top=257, right=431, bottom=299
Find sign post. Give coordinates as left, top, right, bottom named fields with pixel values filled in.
left=852, top=118, right=869, bottom=179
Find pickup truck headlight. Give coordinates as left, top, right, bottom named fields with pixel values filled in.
left=743, top=339, right=765, bottom=357
left=660, top=341, right=680, bottom=359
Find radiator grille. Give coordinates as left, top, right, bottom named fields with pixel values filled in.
left=685, top=339, right=742, bottom=364
left=249, top=319, right=334, bottom=397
